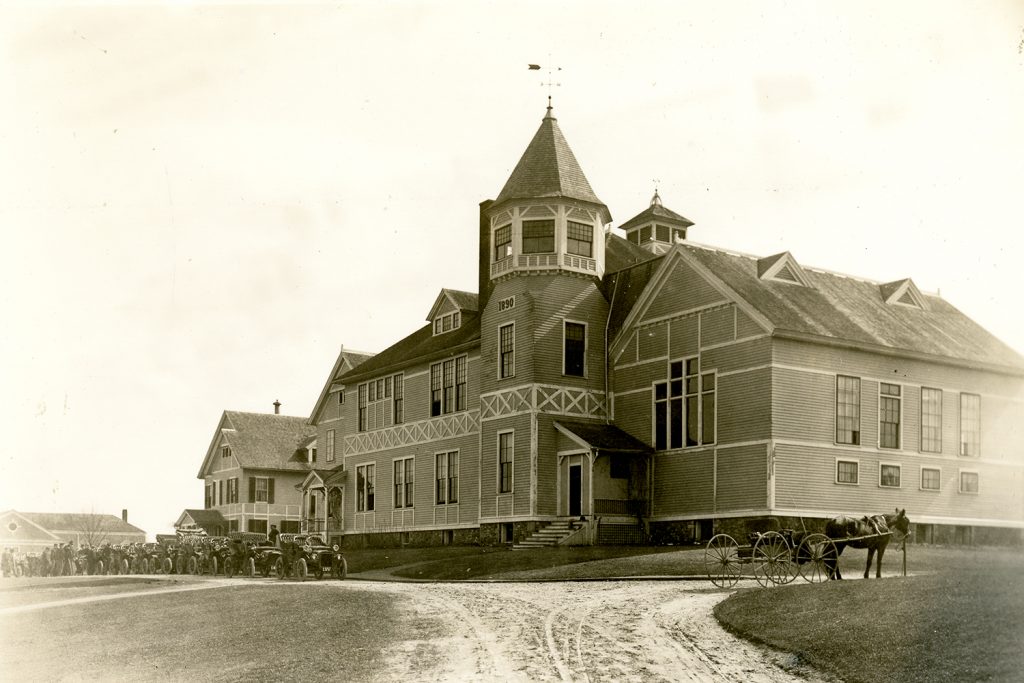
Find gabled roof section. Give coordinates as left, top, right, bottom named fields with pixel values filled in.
left=554, top=421, right=653, bottom=455
left=300, top=468, right=346, bottom=490
left=426, top=288, right=479, bottom=321
left=672, top=242, right=1024, bottom=372
left=198, top=411, right=317, bottom=478
left=339, top=313, right=481, bottom=384
left=757, top=252, right=811, bottom=287
left=308, top=345, right=376, bottom=422
left=880, top=278, right=927, bottom=310
left=18, top=511, right=146, bottom=536
left=493, top=106, right=611, bottom=224
left=176, top=509, right=226, bottom=530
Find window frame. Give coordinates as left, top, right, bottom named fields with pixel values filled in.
left=566, top=220, right=593, bottom=257
left=835, top=375, right=861, bottom=446
left=958, top=469, right=980, bottom=495
left=920, top=387, right=942, bottom=454
left=522, top=219, right=555, bottom=254
left=499, top=323, right=515, bottom=379
left=878, top=462, right=902, bottom=489
left=326, top=429, right=336, bottom=463
left=393, top=456, right=415, bottom=509
left=835, top=458, right=859, bottom=485
left=435, top=450, right=459, bottom=505
left=430, top=356, right=467, bottom=417
left=227, top=477, right=238, bottom=504
left=878, top=382, right=902, bottom=450
left=494, top=223, right=512, bottom=261
left=221, top=445, right=231, bottom=459
left=563, top=320, right=587, bottom=378
left=920, top=466, right=941, bottom=492
left=356, top=463, right=376, bottom=512
left=653, top=356, right=716, bottom=450
left=959, top=393, right=981, bottom=457
left=254, top=476, right=269, bottom=503
left=498, top=431, right=514, bottom=494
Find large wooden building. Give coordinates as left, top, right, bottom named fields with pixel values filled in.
left=298, top=106, right=1024, bottom=546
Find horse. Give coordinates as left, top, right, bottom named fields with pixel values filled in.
left=823, top=508, right=910, bottom=579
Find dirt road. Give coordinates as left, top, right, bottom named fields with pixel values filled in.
left=361, top=580, right=824, bottom=682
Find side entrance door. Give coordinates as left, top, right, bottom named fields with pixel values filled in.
left=568, top=464, right=582, bottom=517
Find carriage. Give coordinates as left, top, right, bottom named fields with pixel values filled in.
left=703, top=510, right=909, bottom=588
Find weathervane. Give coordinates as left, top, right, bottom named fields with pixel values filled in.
left=528, top=60, right=562, bottom=109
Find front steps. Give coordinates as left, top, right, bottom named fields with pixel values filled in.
left=512, top=520, right=577, bottom=549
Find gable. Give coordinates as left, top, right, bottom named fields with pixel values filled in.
left=0, top=511, right=60, bottom=543
left=640, top=257, right=729, bottom=323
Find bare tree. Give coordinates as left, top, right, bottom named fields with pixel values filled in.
left=74, top=512, right=112, bottom=547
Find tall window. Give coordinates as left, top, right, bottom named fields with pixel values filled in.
left=564, top=322, right=586, bottom=377
left=250, top=477, right=274, bottom=503
left=921, top=467, right=941, bottom=491
left=227, top=477, right=238, bottom=504
left=394, top=457, right=414, bottom=509
left=880, top=464, right=901, bottom=488
left=358, top=383, right=367, bottom=432
left=499, top=324, right=515, bottom=378
left=921, top=387, right=942, bottom=453
left=959, top=393, right=980, bottom=456
left=326, top=430, right=336, bottom=463
left=836, top=459, right=859, bottom=484
left=356, top=464, right=375, bottom=512
left=205, top=484, right=212, bottom=509
left=522, top=219, right=554, bottom=253
left=494, top=224, right=511, bottom=261
left=431, top=357, right=466, bottom=416
left=836, top=376, right=861, bottom=445
left=436, top=451, right=459, bottom=504
left=654, top=358, right=715, bottom=449
left=879, top=383, right=901, bottom=449
left=393, top=374, right=404, bottom=424
left=498, top=432, right=513, bottom=494
left=567, top=221, right=593, bottom=257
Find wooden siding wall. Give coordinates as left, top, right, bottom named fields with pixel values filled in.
left=479, top=413, right=533, bottom=519
left=772, top=338, right=1024, bottom=525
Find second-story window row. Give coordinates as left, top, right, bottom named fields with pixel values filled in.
left=358, top=374, right=404, bottom=432
left=431, top=356, right=467, bottom=417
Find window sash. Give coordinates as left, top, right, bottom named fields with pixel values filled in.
left=837, top=460, right=858, bottom=484
left=326, top=430, right=335, bottom=463
left=960, top=471, right=979, bottom=493
left=566, top=221, right=593, bottom=257
left=959, top=393, right=980, bottom=456
left=921, top=388, right=942, bottom=453
left=435, top=451, right=458, bottom=504
left=499, top=324, right=515, bottom=378
left=921, top=468, right=941, bottom=491
left=879, top=393, right=901, bottom=449
left=357, top=465, right=375, bottom=512
left=564, top=322, right=586, bottom=376
left=880, top=464, right=901, bottom=487
left=836, top=376, right=861, bottom=445
left=498, top=433, right=513, bottom=493
left=522, top=219, right=555, bottom=254
left=494, top=225, right=512, bottom=261
left=255, top=478, right=269, bottom=502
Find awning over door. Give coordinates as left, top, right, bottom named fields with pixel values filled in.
left=554, top=421, right=653, bottom=456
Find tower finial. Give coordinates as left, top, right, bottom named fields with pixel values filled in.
left=531, top=60, right=561, bottom=116
left=651, top=179, right=662, bottom=207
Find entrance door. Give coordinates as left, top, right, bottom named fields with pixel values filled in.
left=568, top=464, right=582, bottom=517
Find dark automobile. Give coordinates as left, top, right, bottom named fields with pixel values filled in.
left=288, top=535, right=347, bottom=580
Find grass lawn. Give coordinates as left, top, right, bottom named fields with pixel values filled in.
left=714, top=545, right=1024, bottom=683
left=0, top=584, right=419, bottom=682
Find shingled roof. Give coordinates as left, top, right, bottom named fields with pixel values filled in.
left=339, top=313, right=481, bottom=384
left=673, top=242, right=1024, bottom=371
left=493, top=106, right=611, bottom=223
left=18, top=511, right=145, bottom=536
left=199, top=411, right=317, bottom=477
left=618, top=193, right=694, bottom=233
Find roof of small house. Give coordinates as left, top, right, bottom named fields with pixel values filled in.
left=17, top=511, right=145, bottom=536
left=198, top=411, right=317, bottom=478
left=179, top=509, right=226, bottom=527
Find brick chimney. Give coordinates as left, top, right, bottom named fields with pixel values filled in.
left=273, top=400, right=281, bottom=415
left=122, top=509, right=128, bottom=523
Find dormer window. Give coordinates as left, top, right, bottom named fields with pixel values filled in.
left=433, top=311, right=461, bottom=335
left=494, top=224, right=512, bottom=261
left=522, top=219, right=555, bottom=254
left=757, top=252, right=811, bottom=287
left=221, top=446, right=231, bottom=459
left=880, top=279, right=927, bottom=310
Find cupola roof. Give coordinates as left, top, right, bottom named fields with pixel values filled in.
left=619, top=191, right=694, bottom=233
left=493, top=105, right=611, bottom=223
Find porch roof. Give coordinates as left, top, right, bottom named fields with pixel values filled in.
left=554, top=421, right=653, bottom=455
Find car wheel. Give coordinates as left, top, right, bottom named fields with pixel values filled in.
left=333, top=557, right=348, bottom=580
left=225, top=559, right=234, bottom=579
left=274, top=557, right=284, bottom=579
left=187, top=557, right=198, bottom=575
left=295, top=558, right=307, bottom=582
left=247, top=557, right=256, bottom=578
left=211, top=556, right=218, bottom=576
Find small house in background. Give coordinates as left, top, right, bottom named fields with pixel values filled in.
left=0, top=509, right=145, bottom=553
left=174, top=508, right=228, bottom=536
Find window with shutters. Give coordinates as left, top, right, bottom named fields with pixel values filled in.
left=255, top=477, right=269, bottom=503
left=248, top=519, right=267, bottom=534
left=227, top=478, right=239, bottom=504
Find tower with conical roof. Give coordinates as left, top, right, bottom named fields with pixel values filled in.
left=477, top=105, right=612, bottom=537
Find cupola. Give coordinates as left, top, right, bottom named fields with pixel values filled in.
left=619, top=191, right=694, bottom=255
left=485, top=105, right=611, bottom=282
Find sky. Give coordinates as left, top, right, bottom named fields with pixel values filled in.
left=2, top=1, right=1023, bottom=539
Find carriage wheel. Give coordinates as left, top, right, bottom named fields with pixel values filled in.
left=295, top=558, right=308, bottom=582
left=704, top=534, right=742, bottom=588
left=754, top=531, right=796, bottom=586
left=797, top=533, right=838, bottom=583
